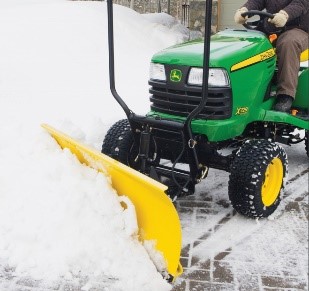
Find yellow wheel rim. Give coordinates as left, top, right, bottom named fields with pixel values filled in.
left=262, top=157, right=283, bottom=207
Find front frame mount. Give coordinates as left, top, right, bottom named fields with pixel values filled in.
left=106, top=0, right=214, bottom=196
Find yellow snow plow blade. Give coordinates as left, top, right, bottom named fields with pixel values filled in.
left=42, top=124, right=182, bottom=279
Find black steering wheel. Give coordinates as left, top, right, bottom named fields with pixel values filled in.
left=241, top=10, right=274, bottom=30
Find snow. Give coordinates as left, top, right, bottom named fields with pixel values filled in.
left=0, top=1, right=188, bottom=290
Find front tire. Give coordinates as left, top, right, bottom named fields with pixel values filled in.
left=102, top=119, right=138, bottom=168
left=228, top=139, right=288, bottom=218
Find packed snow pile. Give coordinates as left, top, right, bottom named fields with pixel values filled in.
left=142, top=12, right=191, bottom=42
left=0, top=125, right=169, bottom=291
left=0, top=0, right=189, bottom=290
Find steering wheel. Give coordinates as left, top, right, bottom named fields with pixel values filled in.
left=241, top=10, right=274, bottom=30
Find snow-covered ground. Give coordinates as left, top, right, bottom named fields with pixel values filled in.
left=0, top=1, right=307, bottom=291
left=0, top=1, right=188, bottom=290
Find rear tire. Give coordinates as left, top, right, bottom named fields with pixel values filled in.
left=228, top=139, right=288, bottom=218
left=305, top=130, right=309, bottom=157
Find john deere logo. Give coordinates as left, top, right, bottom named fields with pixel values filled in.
left=170, top=69, right=182, bottom=82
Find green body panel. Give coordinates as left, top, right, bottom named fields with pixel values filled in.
left=263, top=110, right=309, bottom=130
left=152, top=30, right=273, bottom=69
left=150, top=29, right=308, bottom=141
left=148, top=110, right=266, bottom=141
left=294, top=68, right=309, bottom=109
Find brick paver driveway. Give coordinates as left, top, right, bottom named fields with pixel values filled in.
left=172, top=143, right=308, bottom=291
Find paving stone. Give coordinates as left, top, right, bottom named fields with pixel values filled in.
left=61, top=283, right=83, bottom=291
left=195, top=193, right=213, bottom=202
left=16, top=278, right=41, bottom=288
left=40, top=281, right=61, bottom=290
left=261, top=275, right=307, bottom=289
left=198, top=231, right=212, bottom=240
left=171, top=279, right=187, bottom=291
left=295, top=195, right=306, bottom=202
left=193, top=240, right=204, bottom=248
left=285, top=201, right=301, bottom=212
left=236, top=274, right=260, bottom=291
left=196, top=208, right=215, bottom=215
left=180, top=244, right=191, bottom=258
left=189, top=280, right=234, bottom=291
left=212, top=261, right=234, bottom=284
left=198, top=260, right=211, bottom=270
left=213, top=224, right=222, bottom=232
left=300, top=202, right=308, bottom=219
left=180, top=257, right=189, bottom=268
left=214, top=251, right=230, bottom=261
left=263, top=288, right=287, bottom=291
left=185, top=269, right=210, bottom=281
left=190, top=256, right=205, bottom=267
left=178, top=201, right=212, bottom=208
left=217, top=215, right=234, bottom=225
left=177, top=207, right=195, bottom=216
left=13, top=288, right=33, bottom=291
left=215, top=199, right=230, bottom=209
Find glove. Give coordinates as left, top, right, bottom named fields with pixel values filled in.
left=234, top=7, right=248, bottom=24
left=268, top=10, right=289, bottom=27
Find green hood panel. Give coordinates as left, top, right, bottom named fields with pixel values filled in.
left=151, top=29, right=273, bottom=69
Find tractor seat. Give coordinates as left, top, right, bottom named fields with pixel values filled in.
left=300, top=49, right=308, bottom=62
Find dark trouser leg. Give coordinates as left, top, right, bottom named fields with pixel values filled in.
left=276, top=28, right=309, bottom=98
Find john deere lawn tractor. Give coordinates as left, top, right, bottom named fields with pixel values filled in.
left=102, top=2, right=309, bottom=219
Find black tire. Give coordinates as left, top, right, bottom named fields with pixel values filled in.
left=102, top=119, right=138, bottom=167
left=228, top=139, right=288, bottom=218
left=305, top=130, right=309, bottom=157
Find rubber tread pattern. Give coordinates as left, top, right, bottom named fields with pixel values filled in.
left=101, top=119, right=134, bottom=165
left=228, top=139, right=288, bottom=218
left=305, top=130, right=309, bottom=157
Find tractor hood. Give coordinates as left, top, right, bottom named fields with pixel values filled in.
left=151, top=29, right=274, bottom=70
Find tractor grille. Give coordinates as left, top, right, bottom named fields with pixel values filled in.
left=149, top=80, right=232, bottom=120
left=149, top=64, right=232, bottom=120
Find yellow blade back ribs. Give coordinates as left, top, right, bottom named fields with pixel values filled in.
left=42, top=124, right=183, bottom=279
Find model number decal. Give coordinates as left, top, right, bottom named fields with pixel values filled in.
left=236, top=107, right=249, bottom=115
left=260, top=50, right=275, bottom=61
left=231, top=49, right=275, bottom=72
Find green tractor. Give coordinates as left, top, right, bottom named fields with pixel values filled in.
left=103, top=1, right=308, bottom=219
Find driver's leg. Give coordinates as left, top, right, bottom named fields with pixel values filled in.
left=274, top=28, right=308, bottom=112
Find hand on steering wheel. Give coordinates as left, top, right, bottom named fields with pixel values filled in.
left=241, top=10, right=274, bottom=30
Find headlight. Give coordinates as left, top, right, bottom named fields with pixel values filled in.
left=188, top=68, right=230, bottom=87
left=149, top=63, right=166, bottom=81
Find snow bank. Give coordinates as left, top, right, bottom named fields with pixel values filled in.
left=0, top=0, right=188, bottom=289
left=142, top=12, right=190, bottom=42
left=0, top=125, right=167, bottom=289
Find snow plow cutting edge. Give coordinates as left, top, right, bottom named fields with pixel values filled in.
left=42, top=123, right=183, bottom=280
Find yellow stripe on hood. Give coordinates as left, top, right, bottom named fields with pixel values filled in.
left=231, top=48, right=276, bottom=72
